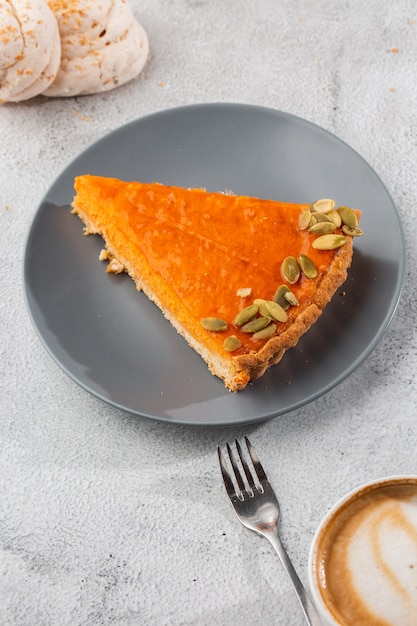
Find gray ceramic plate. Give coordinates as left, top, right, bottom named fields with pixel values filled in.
left=24, top=103, right=405, bottom=426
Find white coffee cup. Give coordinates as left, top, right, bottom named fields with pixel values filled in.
left=308, top=476, right=417, bottom=626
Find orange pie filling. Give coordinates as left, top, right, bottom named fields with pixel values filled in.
left=72, top=175, right=362, bottom=390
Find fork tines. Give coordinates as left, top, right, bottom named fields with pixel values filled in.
left=218, top=436, right=267, bottom=499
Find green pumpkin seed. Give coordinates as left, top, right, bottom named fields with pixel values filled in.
left=234, top=304, right=259, bottom=327
left=310, top=198, right=336, bottom=214
left=265, top=300, right=288, bottom=323
left=309, top=221, right=337, bottom=235
left=311, top=212, right=333, bottom=223
left=251, top=324, right=277, bottom=341
left=327, top=209, right=342, bottom=227
left=281, top=256, right=300, bottom=284
left=312, top=234, right=347, bottom=250
left=342, top=225, right=364, bottom=237
left=241, top=316, right=272, bottom=333
left=284, top=291, right=299, bottom=306
left=299, top=254, right=318, bottom=279
left=337, top=205, right=358, bottom=228
left=298, top=209, right=312, bottom=230
left=254, top=298, right=270, bottom=317
left=223, top=335, right=242, bottom=352
left=273, top=285, right=291, bottom=310
left=200, top=317, right=228, bottom=332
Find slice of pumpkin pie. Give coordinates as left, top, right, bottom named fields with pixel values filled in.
left=71, top=175, right=362, bottom=391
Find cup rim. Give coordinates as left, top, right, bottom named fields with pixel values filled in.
left=308, top=474, right=417, bottom=626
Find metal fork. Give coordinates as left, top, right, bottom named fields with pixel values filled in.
left=218, top=436, right=322, bottom=626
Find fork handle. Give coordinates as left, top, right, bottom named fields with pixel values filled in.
left=265, top=530, right=323, bottom=626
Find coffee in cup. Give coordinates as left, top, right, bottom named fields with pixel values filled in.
left=308, top=476, right=417, bottom=626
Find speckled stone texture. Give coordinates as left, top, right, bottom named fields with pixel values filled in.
left=1, top=0, right=417, bottom=624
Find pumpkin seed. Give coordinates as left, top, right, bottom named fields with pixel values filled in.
left=298, top=209, right=312, bottom=230
left=299, top=254, right=318, bottom=279
left=251, top=323, right=277, bottom=341
left=327, top=209, right=342, bottom=227
left=236, top=287, right=252, bottom=298
left=309, top=221, right=337, bottom=235
left=310, top=198, right=336, bottom=214
left=223, top=335, right=242, bottom=352
left=234, top=304, right=259, bottom=327
left=311, top=212, right=333, bottom=223
left=200, top=317, right=228, bottom=332
left=342, top=225, right=364, bottom=237
left=264, top=300, right=288, bottom=322
left=337, top=205, right=358, bottom=228
left=254, top=298, right=270, bottom=317
left=284, top=291, right=299, bottom=306
left=241, top=316, right=272, bottom=333
left=281, top=256, right=300, bottom=284
left=255, top=300, right=286, bottom=323
left=273, top=285, right=291, bottom=310
left=312, top=234, right=347, bottom=250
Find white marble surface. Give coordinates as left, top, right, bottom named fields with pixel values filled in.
left=1, top=0, right=417, bottom=624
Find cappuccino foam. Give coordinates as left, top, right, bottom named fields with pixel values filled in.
left=315, top=482, right=417, bottom=626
